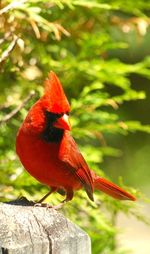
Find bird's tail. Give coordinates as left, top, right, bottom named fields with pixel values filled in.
left=93, top=173, right=136, bottom=201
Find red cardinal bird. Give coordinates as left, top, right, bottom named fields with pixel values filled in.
left=16, top=71, right=136, bottom=205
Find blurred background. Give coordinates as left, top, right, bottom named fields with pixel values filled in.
left=0, top=1, right=150, bottom=253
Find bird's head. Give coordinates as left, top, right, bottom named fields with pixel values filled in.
left=22, top=71, right=71, bottom=138
left=41, top=71, right=71, bottom=131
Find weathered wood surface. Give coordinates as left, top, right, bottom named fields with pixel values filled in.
left=0, top=198, right=91, bottom=254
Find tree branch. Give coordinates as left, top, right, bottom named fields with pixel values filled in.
left=0, top=35, right=19, bottom=68
left=0, top=0, right=27, bottom=16
left=0, top=90, right=36, bottom=125
left=0, top=32, right=12, bottom=45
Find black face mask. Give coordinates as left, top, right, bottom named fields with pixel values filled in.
left=41, top=111, right=64, bottom=143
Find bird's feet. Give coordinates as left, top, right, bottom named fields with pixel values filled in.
left=34, top=202, right=53, bottom=208
left=34, top=202, right=64, bottom=210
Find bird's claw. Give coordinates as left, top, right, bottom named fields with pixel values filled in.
left=34, top=202, right=64, bottom=210
left=52, top=203, right=64, bottom=210
left=34, top=202, right=53, bottom=208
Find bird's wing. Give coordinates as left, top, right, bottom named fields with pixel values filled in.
left=58, top=131, right=94, bottom=201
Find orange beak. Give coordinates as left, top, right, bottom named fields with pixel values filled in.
left=53, top=114, right=71, bottom=131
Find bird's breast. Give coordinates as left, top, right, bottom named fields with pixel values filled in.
left=16, top=129, right=81, bottom=190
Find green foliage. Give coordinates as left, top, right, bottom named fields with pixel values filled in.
left=0, top=0, right=150, bottom=253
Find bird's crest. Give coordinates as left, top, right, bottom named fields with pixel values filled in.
left=42, top=71, right=70, bottom=113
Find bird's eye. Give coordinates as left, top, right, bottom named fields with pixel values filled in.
left=56, top=113, right=63, bottom=118
left=66, top=112, right=70, bottom=116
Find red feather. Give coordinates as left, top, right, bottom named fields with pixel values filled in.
left=42, top=71, right=70, bottom=114
left=59, top=131, right=94, bottom=201
left=92, top=172, right=136, bottom=201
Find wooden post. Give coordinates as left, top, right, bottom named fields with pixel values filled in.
left=0, top=198, right=91, bottom=254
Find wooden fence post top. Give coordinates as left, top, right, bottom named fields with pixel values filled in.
left=0, top=198, right=91, bottom=254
